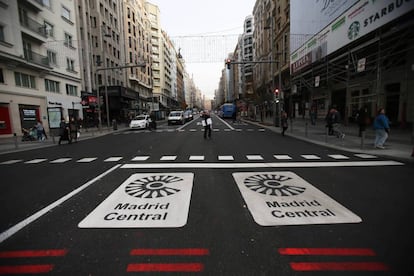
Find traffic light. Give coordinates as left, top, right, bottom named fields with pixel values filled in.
left=225, top=59, right=231, bottom=69
left=274, top=89, right=279, bottom=97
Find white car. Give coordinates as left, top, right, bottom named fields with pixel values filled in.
left=168, top=110, right=185, bottom=125
left=129, top=114, right=151, bottom=129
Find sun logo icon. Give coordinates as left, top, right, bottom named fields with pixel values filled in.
left=243, top=174, right=306, bottom=196
left=125, top=175, right=183, bottom=198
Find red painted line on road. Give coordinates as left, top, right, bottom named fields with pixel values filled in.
left=278, top=248, right=376, bottom=256
left=0, top=249, right=68, bottom=258
left=0, top=264, right=54, bottom=274
left=127, top=263, right=204, bottom=272
left=290, top=262, right=390, bottom=271
left=130, top=248, right=209, bottom=256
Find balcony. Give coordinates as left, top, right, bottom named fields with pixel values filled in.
left=20, top=16, right=47, bottom=43
left=19, top=0, right=43, bottom=12
left=23, top=48, right=50, bottom=67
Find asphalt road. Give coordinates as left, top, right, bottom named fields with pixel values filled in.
left=1, top=114, right=413, bottom=275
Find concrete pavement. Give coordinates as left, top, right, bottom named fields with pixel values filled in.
left=1, top=118, right=413, bottom=162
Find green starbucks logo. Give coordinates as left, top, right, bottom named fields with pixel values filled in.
left=348, top=21, right=360, bottom=40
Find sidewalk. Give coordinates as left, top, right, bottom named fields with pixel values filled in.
left=248, top=117, right=414, bottom=162
left=0, top=126, right=127, bottom=155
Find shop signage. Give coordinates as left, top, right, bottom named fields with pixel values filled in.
left=233, top=171, right=361, bottom=226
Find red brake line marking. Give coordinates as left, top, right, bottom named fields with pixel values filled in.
left=290, top=262, right=390, bottom=271
left=130, top=248, right=209, bottom=256
left=127, top=263, right=204, bottom=272
left=0, top=264, right=54, bottom=274
left=0, top=249, right=68, bottom=258
left=278, top=248, right=376, bottom=256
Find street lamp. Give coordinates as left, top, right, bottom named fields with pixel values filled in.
left=101, top=26, right=112, bottom=128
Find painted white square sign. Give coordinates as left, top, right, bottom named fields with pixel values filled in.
left=233, top=171, right=361, bottom=226
left=79, top=173, right=194, bottom=228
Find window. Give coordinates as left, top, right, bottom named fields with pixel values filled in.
left=14, top=72, right=36, bottom=89
left=66, top=84, right=77, bottom=96
left=47, top=50, right=57, bottom=66
left=64, top=33, right=73, bottom=47
left=43, top=0, right=51, bottom=8
left=62, top=6, right=71, bottom=21
left=45, top=79, right=60, bottom=93
left=66, top=58, right=75, bottom=71
left=44, top=21, right=54, bottom=37
left=0, top=69, right=4, bottom=83
left=0, top=26, right=4, bottom=42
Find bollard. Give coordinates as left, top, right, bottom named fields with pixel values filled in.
left=13, top=133, right=18, bottom=149
left=325, top=127, right=328, bottom=143
left=305, top=122, right=308, bottom=137
left=360, top=131, right=365, bottom=149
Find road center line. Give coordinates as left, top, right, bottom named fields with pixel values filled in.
left=0, top=164, right=121, bottom=243
left=120, top=160, right=403, bottom=169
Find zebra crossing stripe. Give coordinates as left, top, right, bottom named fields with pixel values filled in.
left=328, top=154, right=349, bottom=160
left=246, top=155, right=264, bottom=160
left=104, top=157, right=123, bottom=162
left=218, top=156, right=234, bottom=161
left=77, top=158, right=97, bottom=163
left=354, top=154, right=377, bottom=159
left=132, top=156, right=150, bottom=161
left=301, top=155, right=321, bottom=160
left=50, top=158, right=72, bottom=163
left=0, top=160, right=22, bottom=164
left=274, top=155, right=292, bottom=160
left=25, top=159, right=47, bottom=164
left=189, top=156, right=204, bottom=161
left=160, top=156, right=177, bottom=161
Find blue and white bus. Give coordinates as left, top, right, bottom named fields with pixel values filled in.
left=219, top=103, right=235, bottom=118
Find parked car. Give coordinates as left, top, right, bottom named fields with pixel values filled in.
left=168, top=110, right=185, bottom=125
left=129, top=114, right=151, bottom=129
left=184, top=110, right=193, bottom=122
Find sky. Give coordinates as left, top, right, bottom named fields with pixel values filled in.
left=148, top=0, right=256, bottom=99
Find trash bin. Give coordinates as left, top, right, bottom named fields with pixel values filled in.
left=112, top=119, right=117, bottom=130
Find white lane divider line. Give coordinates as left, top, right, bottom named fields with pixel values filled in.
left=120, top=160, right=403, bottom=169
left=0, top=164, right=121, bottom=243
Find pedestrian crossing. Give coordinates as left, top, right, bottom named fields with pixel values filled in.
left=115, top=128, right=267, bottom=135
left=0, top=153, right=381, bottom=165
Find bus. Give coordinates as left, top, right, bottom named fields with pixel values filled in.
left=219, top=103, right=235, bottom=118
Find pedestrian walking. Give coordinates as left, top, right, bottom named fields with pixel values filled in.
left=326, top=107, right=345, bottom=139
left=357, top=105, right=369, bottom=137
left=373, top=108, right=390, bottom=149
left=309, top=104, right=317, bottom=125
left=35, top=121, right=45, bottom=141
left=201, top=111, right=212, bottom=139
left=281, top=111, right=288, bottom=136
left=69, top=117, right=79, bottom=143
left=58, top=118, right=69, bottom=145
left=325, top=108, right=334, bottom=135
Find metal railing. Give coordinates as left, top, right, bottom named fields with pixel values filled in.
left=23, top=49, right=49, bottom=66
left=20, top=17, right=47, bottom=38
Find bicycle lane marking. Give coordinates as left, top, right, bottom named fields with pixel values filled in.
left=0, top=164, right=121, bottom=243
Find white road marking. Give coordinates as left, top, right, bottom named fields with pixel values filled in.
left=160, top=155, right=177, bottom=161
left=132, top=156, right=150, bottom=161
left=104, top=157, right=123, bottom=162
left=354, top=153, right=378, bottom=159
left=301, top=155, right=321, bottom=160
left=0, top=165, right=121, bottom=243
left=218, top=155, right=234, bottom=161
left=273, top=155, right=292, bottom=160
left=189, top=155, right=205, bottom=161
left=50, top=158, right=72, bottom=163
left=77, top=158, right=97, bottom=163
left=1, top=160, right=22, bottom=164
left=120, top=160, right=403, bottom=169
left=246, top=155, right=264, bottom=160
left=328, top=154, right=349, bottom=159
left=25, top=159, right=47, bottom=164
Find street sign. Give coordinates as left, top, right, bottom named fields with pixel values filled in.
left=233, top=171, right=361, bottom=226
left=78, top=173, right=194, bottom=228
